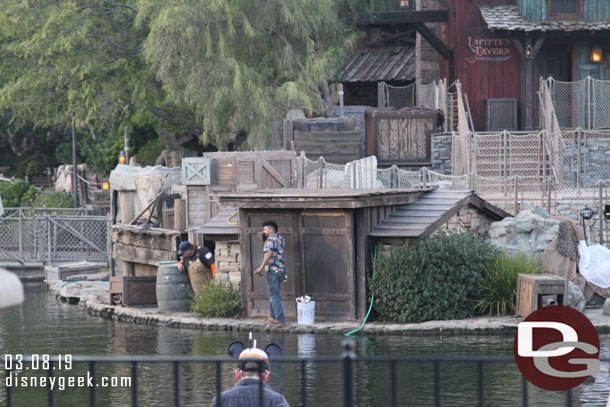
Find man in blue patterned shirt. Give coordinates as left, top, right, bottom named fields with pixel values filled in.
left=255, top=221, right=286, bottom=325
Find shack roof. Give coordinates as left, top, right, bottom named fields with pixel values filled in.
left=214, top=188, right=432, bottom=209
left=479, top=4, right=610, bottom=32
left=195, top=208, right=240, bottom=238
left=338, top=43, right=415, bottom=83
left=369, top=190, right=510, bottom=239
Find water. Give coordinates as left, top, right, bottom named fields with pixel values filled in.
left=1, top=283, right=610, bottom=406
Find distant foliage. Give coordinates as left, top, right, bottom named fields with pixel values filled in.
left=0, top=180, right=73, bottom=208
left=190, top=281, right=241, bottom=318
left=31, top=191, right=74, bottom=209
left=476, top=252, right=540, bottom=316
left=135, top=137, right=165, bottom=167
left=0, top=180, right=35, bottom=207
left=371, top=234, right=499, bottom=323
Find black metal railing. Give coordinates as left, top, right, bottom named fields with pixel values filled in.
left=2, top=344, right=602, bottom=407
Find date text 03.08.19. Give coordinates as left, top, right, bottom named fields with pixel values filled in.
left=4, top=354, right=72, bottom=371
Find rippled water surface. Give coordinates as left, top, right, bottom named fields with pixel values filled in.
left=1, top=282, right=609, bottom=406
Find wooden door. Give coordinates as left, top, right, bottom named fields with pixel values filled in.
left=240, top=211, right=300, bottom=318
left=259, top=154, right=295, bottom=189
left=300, top=211, right=355, bottom=320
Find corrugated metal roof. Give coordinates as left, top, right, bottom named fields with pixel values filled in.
left=369, top=190, right=510, bottom=239
left=480, top=5, right=610, bottom=31
left=195, top=208, right=240, bottom=237
left=339, top=44, right=416, bottom=83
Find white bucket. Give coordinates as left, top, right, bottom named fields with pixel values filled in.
left=297, top=300, right=316, bottom=325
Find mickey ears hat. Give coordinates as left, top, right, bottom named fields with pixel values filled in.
left=228, top=341, right=282, bottom=371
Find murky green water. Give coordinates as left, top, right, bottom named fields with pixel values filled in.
left=1, top=283, right=609, bottom=406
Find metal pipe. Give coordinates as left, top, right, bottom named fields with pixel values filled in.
left=478, top=361, right=485, bottom=407
left=600, top=181, right=604, bottom=246
left=343, top=341, right=354, bottom=407
left=577, top=128, right=582, bottom=192
left=339, top=83, right=344, bottom=117
left=174, top=361, right=180, bottom=406
left=514, top=176, right=519, bottom=216
left=72, top=121, right=78, bottom=208
left=132, top=362, right=138, bottom=407
left=89, top=361, right=96, bottom=407
left=48, top=361, right=55, bottom=407
left=434, top=361, right=441, bottom=407
left=124, top=126, right=130, bottom=164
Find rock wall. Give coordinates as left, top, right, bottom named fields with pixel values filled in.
left=488, top=210, right=560, bottom=256
left=435, top=205, right=497, bottom=236
left=488, top=198, right=607, bottom=245
left=215, top=241, right=241, bottom=287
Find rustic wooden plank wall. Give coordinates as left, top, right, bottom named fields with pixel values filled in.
left=293, top=130, right=361, bottom=164
left=440, top=0, right=519, bottom=130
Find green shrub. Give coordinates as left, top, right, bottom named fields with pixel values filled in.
left=135, top=137, right=165, bottom=167
left=0, top=180, right=36, bottom=207
left=476, top=252, right=539, bottom=316
left=190, top=281, right=241, bottom=318
left=370, top=233, right=499, bottom=323
left=31, top=191, right=74, bottom=208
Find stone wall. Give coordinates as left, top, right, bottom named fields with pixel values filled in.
left=435, top=205, right=496, bottom=236
left=215, top=241, right=241, bottom=287
left=416, top=0, right=441, bottom=83
left=431, top=134, right=452, bottom=174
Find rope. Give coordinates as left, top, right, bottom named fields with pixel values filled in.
left=226, top=210, right=239, bottom=225
left=345, top=245, right=377, bottom=336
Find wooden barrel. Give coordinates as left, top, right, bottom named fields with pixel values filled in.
left=156, top=261, right=190, bottom=311
left=188, top=260, right=213, bottom=295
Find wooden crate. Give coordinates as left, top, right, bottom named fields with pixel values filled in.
left=516, top=274, right=568, bottom=317
left=365, top=107, right=441, bottom=166
left=110, top=276, right=157, bottom=306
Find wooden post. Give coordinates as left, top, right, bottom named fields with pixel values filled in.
left=174, top=199, right=186, bottom=232
left=577, top=128, right=582, bottom=193
left=512, top=37, right=545, bottom=130
left=318, top=157, right=325, bottom=189
left=600, top=182, right=604, bottom=245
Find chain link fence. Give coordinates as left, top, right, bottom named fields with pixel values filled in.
left=0, top=209, right=109, bottom=263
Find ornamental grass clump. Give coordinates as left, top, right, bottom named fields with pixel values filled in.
left=476, top=252, right=540, bottom=316
left=370, top=233, right=498, bottom=323
left=190, top=281, right=241, bottom=318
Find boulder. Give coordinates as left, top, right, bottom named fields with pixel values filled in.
left=568, top=281, right=586, bottom=312
left=487, top=209, right=561, bottom=256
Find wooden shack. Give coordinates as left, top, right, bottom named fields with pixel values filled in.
left=216, top=188, right=432, bottom=321
left=283, top=117, right=362, bottom=164
left=365, top=107, right=443, bottom=167
left=184, top=151, right=297, bottom=231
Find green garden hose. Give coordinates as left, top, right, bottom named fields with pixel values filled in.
left=345, top=245, right=377, bottom=336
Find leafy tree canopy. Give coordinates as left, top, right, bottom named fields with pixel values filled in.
left=0, top=0, right=396, bottom=174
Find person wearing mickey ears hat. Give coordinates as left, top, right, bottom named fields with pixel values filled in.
left=211, top=345, right=289, bottom=407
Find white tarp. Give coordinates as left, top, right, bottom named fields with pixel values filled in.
left=578, top=241, right=610, bottom=288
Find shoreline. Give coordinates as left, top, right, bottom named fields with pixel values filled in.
left=46, top=279, right=610, bottom=336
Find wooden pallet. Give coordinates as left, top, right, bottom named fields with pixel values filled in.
left=109, top=276, right=157, bottom=306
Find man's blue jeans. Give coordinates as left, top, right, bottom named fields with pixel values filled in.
left=266, top=270, right=285, bottom=323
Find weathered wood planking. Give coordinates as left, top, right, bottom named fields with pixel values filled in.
left=366, top=108, right=438, bottom=165
left=113, top=242, right=176, bottom=266
left=185, top=151, right=297, bottom=229
left=294, top=130, right=361, bottom=164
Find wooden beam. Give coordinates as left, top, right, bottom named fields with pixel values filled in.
left=436, top=0, right=456, bottom=15
left=262, top=160, right=290, bottom=187
left=413, top=23, right=450, bottom=60
left=347, top=10, right=449, bottom=26
left=512, top=36, right=545, bottom=130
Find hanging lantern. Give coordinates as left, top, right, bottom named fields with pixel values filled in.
left=591, top=45, right=602, bottom=63
left=118, top=151, right=127, bottom=165
left=102, top=181, right=110, bottom=191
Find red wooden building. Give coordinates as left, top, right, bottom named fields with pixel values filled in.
left=346, top=0, right=610, bottom=131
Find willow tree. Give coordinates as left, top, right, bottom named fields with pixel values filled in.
left=140, top=0, right=378, bottom=149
